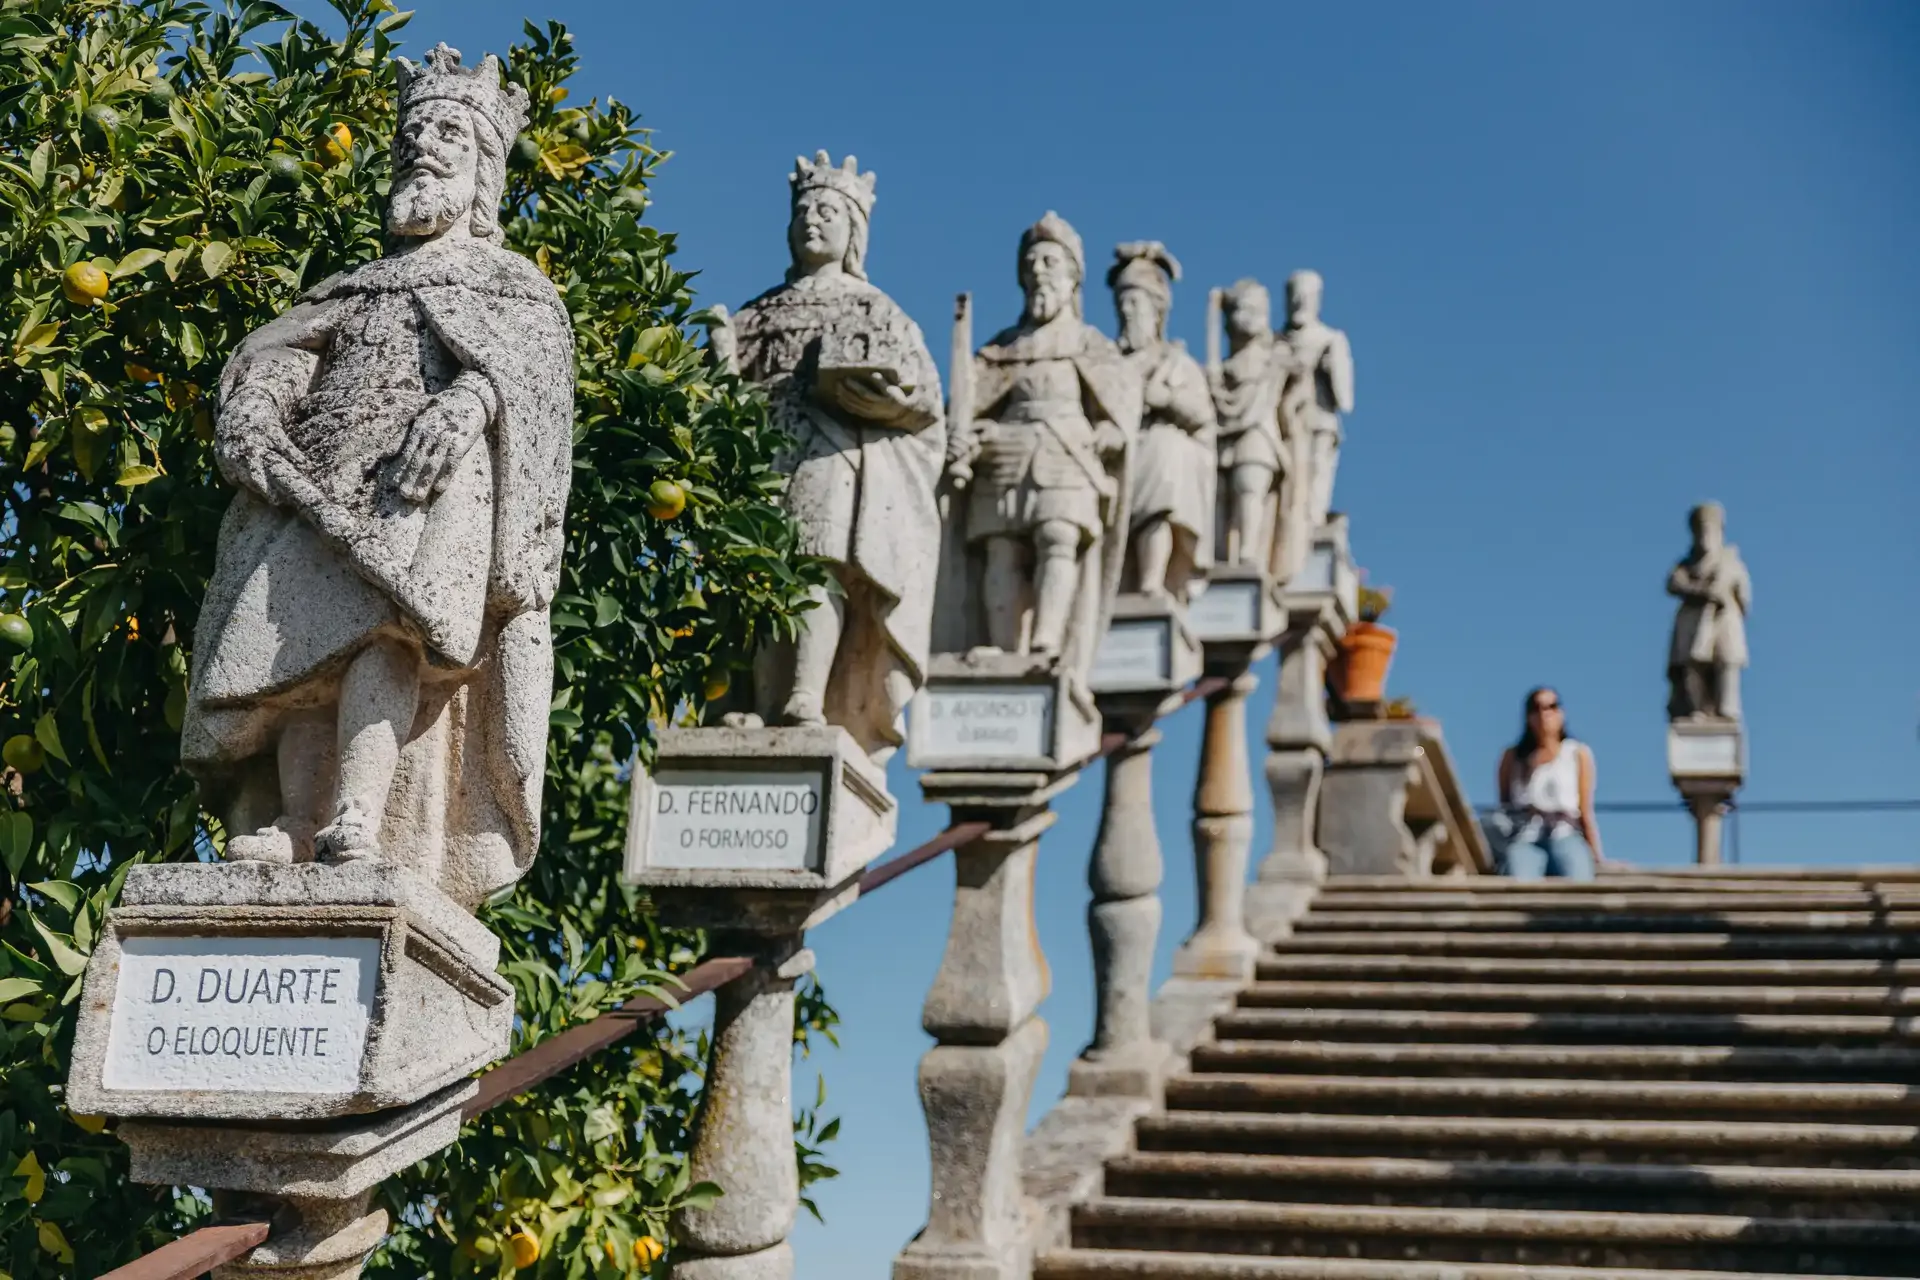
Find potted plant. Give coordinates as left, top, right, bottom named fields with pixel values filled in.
left=1331, top=583, right=1398, bottom=706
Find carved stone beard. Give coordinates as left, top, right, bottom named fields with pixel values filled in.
left=1026, top=278, right=1072, bottom=324
left=388, top=167, right=474, bottom=239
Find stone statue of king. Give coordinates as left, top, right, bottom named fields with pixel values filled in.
left=724, top=152, right=944, bottom=763
left=937, top=211, right=1139, bottom=677
left=183, top=45, right=574, bottom=910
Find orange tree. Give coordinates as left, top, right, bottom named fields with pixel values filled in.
left=0, top=2, right=836, bottom=1276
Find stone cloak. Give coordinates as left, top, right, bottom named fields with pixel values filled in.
left=731, top=274, right=945, bottom=755
left=183, top=241, right=573, bottom=907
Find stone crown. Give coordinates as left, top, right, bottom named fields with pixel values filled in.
left=792, top=150, right=876, bottom=220
left=396, top=43, right=531, bottom=148
left=1021, top=210, right=1085, bottom=279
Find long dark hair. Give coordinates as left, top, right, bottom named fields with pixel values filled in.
left=1512, top=685, right=1573, bottom=768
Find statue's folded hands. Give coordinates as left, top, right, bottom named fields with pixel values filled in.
left=388, top=381, right=491, bottom=502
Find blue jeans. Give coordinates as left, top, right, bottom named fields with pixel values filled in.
left=1500, top=832, right=1596, bottom=881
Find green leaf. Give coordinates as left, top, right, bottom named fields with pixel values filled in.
left=111, top=247, right=165, bottom=278
left=33, top=711, right=68, bottom=765
left=200, top=240, right=235, bottom=279
left=0, top=976, right=44, bottom=1003
left=115, top=464, right=161, bottom=488
left=0, top=812, right=32, bottom=877
left=178, top=320, right=205, bottom=366
left=27, top=917, right=88, bottom=977
left=678, top=1182, right=725, bottom=1211
left=25, top=880, right=80, bottom=913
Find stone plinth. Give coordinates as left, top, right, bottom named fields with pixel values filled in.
left=1185, top=565, right=1285, bottom=650
left=1090, top=594, right=1201, bottom=697
left=1320, top=718, right=1489, bottom=878
left=908, top=652, right=1101, bottom=775
left=1668, top=717, right=1745, bottom=866
left=626, top=724, right=894, bottom=935
left=68, top=861, right=511, bottom=1124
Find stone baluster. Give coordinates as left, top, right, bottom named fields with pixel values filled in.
left=1175, top=666, right=1262, bottom=982
left=1248, top=613, right=1337, bottom=941
left=674, top=936, right=812, bottom=1280
left=1071, top=698, right=1176, bottom=1101
left=894, top=786, right=1058, bottom=1280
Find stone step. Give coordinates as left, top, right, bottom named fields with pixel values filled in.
left=1036, top=1249, right=1904, bottom=1280
left=1256, top=954, right=1920, bottom=985
left=1135, top=1110, right=1920, bottom=1167
left=1311, top=891, right=1920, bottom=913
left=1102, top=1152, right=1920, bottom=1220
left=1266, top=931, right=1920, bottom=958
left=1065, top=1196, right=1920, bottom=1271
left=1214, top=1006, right=1920, bottom=1046
left=1292, top=910, right=1920, bottom=933
left=1192, top=1039, right=1920, bottom=1082
left=1163, top=1073, right=1920, bottom=1121
left=1238, top=980, right=1920, bottom=1014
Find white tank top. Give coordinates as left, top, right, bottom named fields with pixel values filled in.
left=1507, top=738, right=1586, bottom=838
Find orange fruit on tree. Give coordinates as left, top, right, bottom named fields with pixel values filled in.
left=635, top=1236, right=665, bottom=1265
left=3, top=734, right=45, bottom=774
left=507, top=1229, right=539, bottom=1269
left=61, top=261, right=108, bottom=306
left=318, top=122, right=353, bottom=164
left=646, top=479, right=686, bottom=521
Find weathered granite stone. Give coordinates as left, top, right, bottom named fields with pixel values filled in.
left=1248, top=615, right=1337, bottom=941
left=72, top=46, right=566, bottom=1280
left=933, top=212, right=1138, bottom=682
left=895, top=806, right=1056, bottom=1280
left=1667, top=501, right=1751, bottom=723
left=1089, top=593, right=1201, bottom=697
left=626, top=724, right=894, bottom=932
left=1275, top=270, right=1354, bottom=536
left=1174, top=671, right=1261, bottom=981
left=1206, top=279, right=1301, bottom=577
left=1109, top=242, right=1214, bottom=603
left=1071, top=720, right=1175, bottom=1102
left=120, top=1080, right=475, bottom=1200
left=68, top=861, right=510, bottom=1122
left=184, top=45, right=566, bottom=908
left=718, top=153, right=944, bottom=764
left=673, top=947, right=812, bottom=1280
left=909, top=650, right=1102, bottom=774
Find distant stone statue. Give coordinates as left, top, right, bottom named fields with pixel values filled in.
left=938, top=211, right=1138, bottom=669
left=1109, top=242, right=1214, bottom=601
left=184, top=45, right=572, bottom=909
left=1207, top=277, right=1298, bottom=574
left=1666, top=501, right=1751, bottom=721
left=724, top=152, right=944, bottom=761
left=1276, top=269, right=1354, bottom=533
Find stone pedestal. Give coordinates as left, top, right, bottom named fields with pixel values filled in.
left=909, top=651, right=1102, bottom=774
left=1669, top=718, right=1744, bottom=866
left=1090, top=594, right=1202, bottom=696
left=69, top=862, right=512, bottom=1280
left=895, top=770, right=1073, bottom=1280
left=627, top=725, right=894, bottom=1280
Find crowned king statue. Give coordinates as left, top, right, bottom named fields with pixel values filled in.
left=720, top=153, right=944, bottom=762
left=183, top=45, right=574, bottom=909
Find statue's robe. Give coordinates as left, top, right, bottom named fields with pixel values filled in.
left=730, top=272, right=945, bottom=758
left=1122, top=336, right=1215, bottom=593
left=1210, top=336, right=1296, bottom=576
left=183, top=239, right=574, bottom=908
left=932, top=316, right=1139, bottom=690
left=1278, top=320, right=1355, bottom=527
left=1668, top=545, right=1752, bottom=693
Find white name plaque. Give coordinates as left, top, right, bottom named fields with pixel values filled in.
left=1188, top=580, right=1261, bottom=639
left=916, top=684, right=1053, bottom=761
left=646, top=767, right=824, bottom=872
left=1289, top=546, right=1335, bottom=594
left=1091, top=618, right=1172, bottom=690
left=1668, top=728, right=1743, bottom=778
left=103, top=934, right=379, bottom=1093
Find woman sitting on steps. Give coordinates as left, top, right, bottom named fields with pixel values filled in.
left=1490, top=686, right=1603, bottom=880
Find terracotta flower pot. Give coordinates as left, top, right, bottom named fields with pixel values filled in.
left=1333, top=621, right=1398, bottom=704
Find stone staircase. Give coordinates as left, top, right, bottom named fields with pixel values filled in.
left=1036, top=870, right=1920, bottom=1279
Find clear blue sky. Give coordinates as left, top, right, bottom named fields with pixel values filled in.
left=394, top=0, right=1916, bottom=1272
